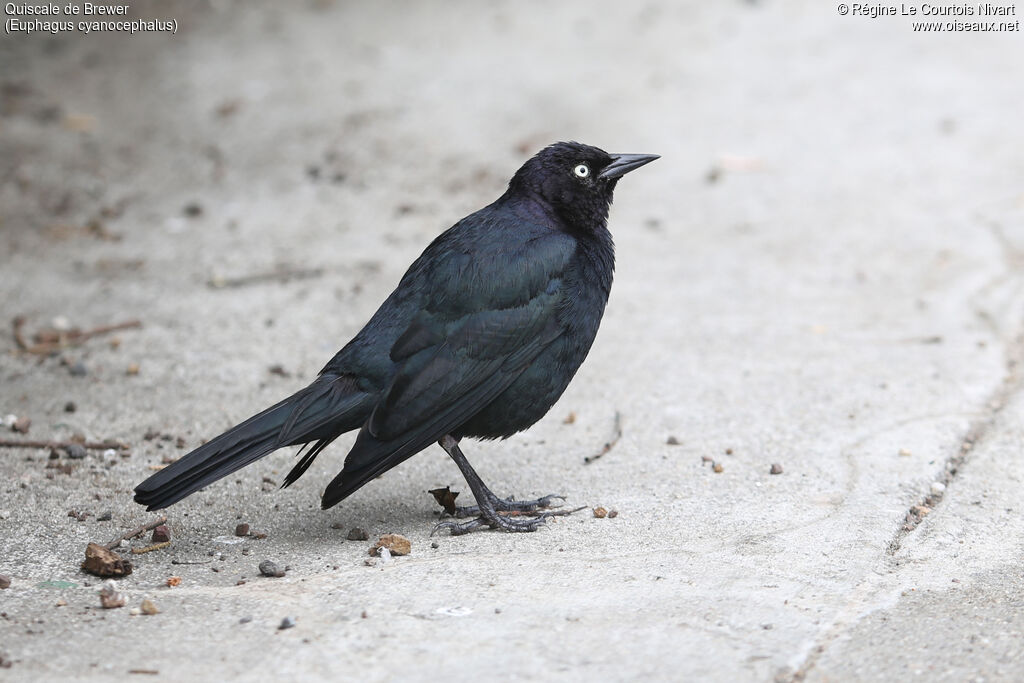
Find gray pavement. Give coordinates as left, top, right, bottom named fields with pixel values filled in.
left=1, top=1, right=1023, bottom=680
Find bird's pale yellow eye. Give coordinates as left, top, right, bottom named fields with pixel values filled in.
left=573, top=163, right=590, bottom=178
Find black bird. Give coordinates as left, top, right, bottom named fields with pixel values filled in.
left=134, top=142, right=658, bottom=534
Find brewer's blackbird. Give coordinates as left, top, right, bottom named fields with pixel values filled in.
left=134, top=141, right=658, bottom=534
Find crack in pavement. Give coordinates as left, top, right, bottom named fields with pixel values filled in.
left=786, top=220, right=1024, bottom=682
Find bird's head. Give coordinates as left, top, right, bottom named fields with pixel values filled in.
left=506, top=141, right=658, bottom=234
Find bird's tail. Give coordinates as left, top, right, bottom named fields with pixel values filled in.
left=133, top=374, right=369, bottom=510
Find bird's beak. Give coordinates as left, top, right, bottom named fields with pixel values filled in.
left=599, top=153, right=660, bottom=180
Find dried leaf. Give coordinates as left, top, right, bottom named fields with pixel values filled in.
left=428, top=486, right=460, bottom=515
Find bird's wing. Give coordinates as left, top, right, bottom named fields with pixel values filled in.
left=321, top=230, right=575, bottom=506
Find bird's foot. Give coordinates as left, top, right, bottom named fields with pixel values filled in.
left=452, top=492, right=565, bottom=518
left=432, top=505, right=584, bottom=536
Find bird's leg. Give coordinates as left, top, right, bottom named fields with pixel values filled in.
left=432, top=434, right=576, bottom=536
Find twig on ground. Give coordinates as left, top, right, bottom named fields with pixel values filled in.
left=0, top=439, right=129, bottom=451
left=207, top=266, right=324, bottom=289
left=131, top=541, right=171, bottom=555
left=12, top=316, right=141, bottom=355
left=105, top=516, right=167, bottom=550
left=584, top=411, right=622, bottom=464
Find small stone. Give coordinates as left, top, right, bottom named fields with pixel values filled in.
left=370, top=534, right=411, bottom=557
left=64, top=401, right=77, bottom=413
left=330, top=522, right=344, bottom=530
left=712, top=463, right=724, bottom=473
left=166, top=576, right=182, bottom=587
left=99, top=580, right=125, bottom=609
left=239, top=615, right=253, bottom=624
left=347, top=527, right=369, bottom=541
left=126, top=363, right=140, bottom=376
left=140, top=599, right=159, bottom=615
left=0, top=574, right=11, bottom=589
left=69, top=362, right=88, bottom=377
left=259, top=560, right=285, bottom=578
left=593, top=507, right=608, bottom=519
left=431, top=541, right=439, bottom=549
left=278, top=616, right=296, bottom=630
left=65, top=443, right=87, bottom=460
left=931, top=481, right=946, bottom=495
left=235, top=523, right=250, bottom=537
left=666, top=436, right=680, bottom=445
left=1, top=415, right=16, bottom=428
left=102, top=448, right=117, bottom=459
left=151, top=525, right=171, bottom=543
left=184, top=202, right=203, bottom=218
left=770, top=463, right=784, bottom=475
left=81, top=542, right=133, bottom=577
left=96, top=510, right=112, bottom=522
left=11, top=416, right=31, bottom=434
left=898, top=448, right=912, bottom=457
left=608, top=510, right=618, bottom=518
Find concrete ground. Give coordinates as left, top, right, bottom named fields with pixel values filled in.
left=2, top=1, right=1023, bottom=680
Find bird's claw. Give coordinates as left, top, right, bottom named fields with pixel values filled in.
left=451, top=493, right=566, bottom=518
left=432, top=511, right=555, bottom=536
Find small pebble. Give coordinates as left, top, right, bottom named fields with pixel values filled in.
left=330, top=522, right=344, bottom=530
left=151, top=525, right=171, bottom=543
left=235, top=523, right=250, bottom=537
left=371, top=534, right=411, bottom=556
left=278, top=616, right=296, bottom=630
left=166, top=576, right=182, bottom=587
left=431, top=541, right=439, bottom=549
left=69, top=362, right=88, bottom=377
left=608, top=510, right=618, bottom=518
left=64, top=401, right=77, bottom=413
left=12, top=416, right=31, bottom=434
left=140, top=599, right=159, bottom=615
left=102, top=448, right=117, bottom=459
left=593, top=507, right=608, bottom=519
left=259, top=560, right=286, bottom=578
left=184, top=202, right=203, bottom=217
left=931, top=481, right=946, bottom=495
left=65, top=443, right=87, bottom=460
left=347, top=527, right=369, bottom=541
left=239, top=615, right=252, bottom=624
left=1, top=415, right=16, bottom=428
left=770, top=463, right=784, bottom=475
left=666, top=436, right=680, bottom=445
left=126, top=363, right=140, bottom=376
left=0, top=574, right=11, bottom=589
left=99, top=580, right=125, bottom=609
left=96, top=510, right=112, bottom=522
left=898, top=448, right=912, bottom=457
left=713, top=463, right=724, bottom=473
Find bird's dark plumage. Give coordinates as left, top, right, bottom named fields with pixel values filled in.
left=134, top=141, right=658, bottom=533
